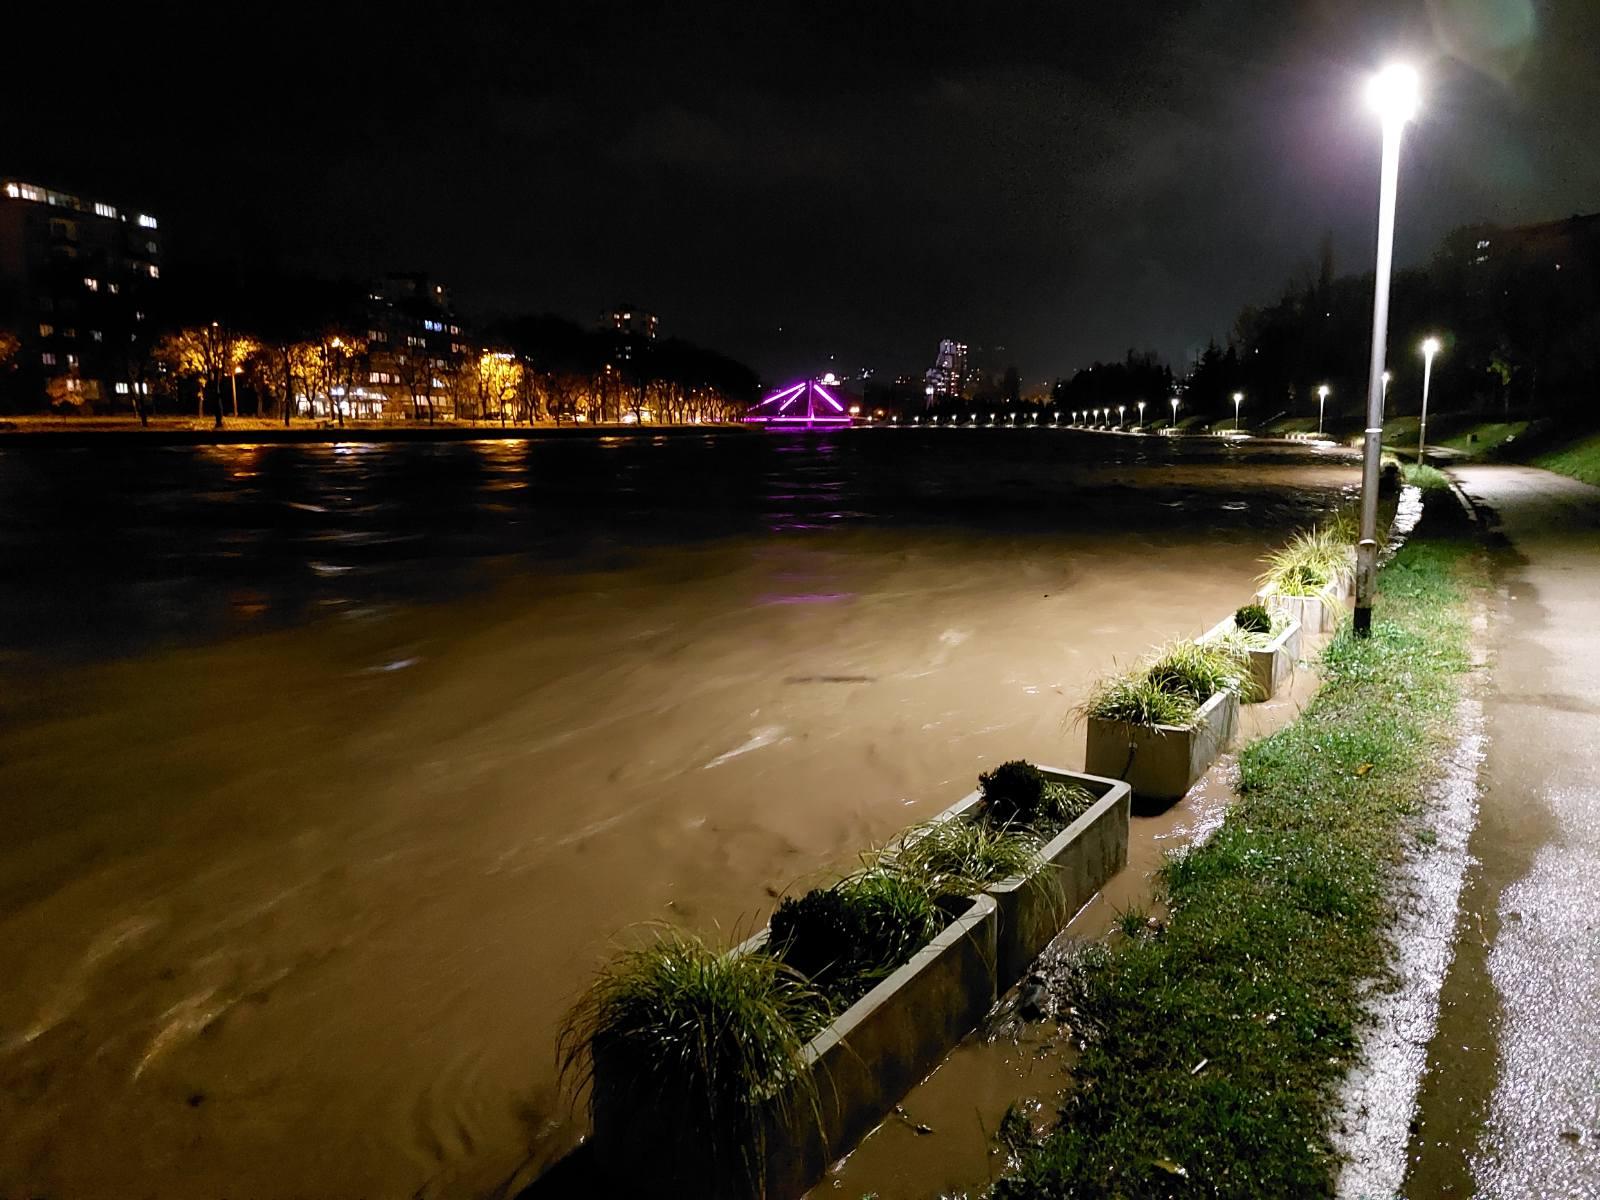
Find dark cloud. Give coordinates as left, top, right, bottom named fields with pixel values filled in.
left=5, top=0, right=1596, bottom=385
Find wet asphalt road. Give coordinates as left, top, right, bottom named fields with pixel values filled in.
left=1407, top=465, right=1600, bottom=1198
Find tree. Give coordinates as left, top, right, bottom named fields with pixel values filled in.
left=0, top=330, right=20, bottom=411
left=475, top=352, right=523, bottom=425
left=153, top=328, right=210, bottom=419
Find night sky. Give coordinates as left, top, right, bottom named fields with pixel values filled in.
left=7, top=1, right=1598, bottom=385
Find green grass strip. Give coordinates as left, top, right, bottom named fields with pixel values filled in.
left=1532, top=429, right=1600, bottom=488
left=997, top=512, right=1484, bottom=1199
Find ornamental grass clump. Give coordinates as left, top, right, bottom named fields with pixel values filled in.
left=978, top=759, right=1096, bottom=829
left=768, top=867, right=946, bottom=1007
left=558, top=929, right=830, bottom=1187
left=1259, top=522, right=1356, bottom=597
left=1079, top=639, right=1259, bottom=728
left=881, top=817, right=1045, bottom=897
left=1081, top=672, right=1200, bottom=727
left=1143, top=638, right=1260, bottom=704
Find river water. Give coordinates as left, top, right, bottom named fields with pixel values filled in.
left=0, top=430, right=1357, bottom=1199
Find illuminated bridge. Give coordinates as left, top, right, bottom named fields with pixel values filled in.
left=743, top=379, right=853, bottom=427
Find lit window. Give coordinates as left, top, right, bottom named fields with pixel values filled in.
left=108, top=282, right=119, bottom=294
left=94, top=202, right=117, bottom=218
left=84, top=277, right=99, bottom=292
left=147, top=265, right=159, bottom=279
left=65, top=377, right=79, bottom=392
left=115, top=382, right=130, bottom=394
left=38, top=323, right=53, bottom=336
left=41, top=352, right=56, bottom=365
left=423, top=319, right=442, bottom=332
left=91, top=330, right=103, bottom=342
left=66, top=353, right=78, bottom=366
left=18, top=184, right=43, bottom=202
left=137, top=213, right=158, bottom=229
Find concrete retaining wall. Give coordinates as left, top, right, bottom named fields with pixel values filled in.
left=1084, top=690, right=1240, bottom=802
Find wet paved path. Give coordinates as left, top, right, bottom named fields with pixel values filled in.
left=1407, top=465, right=1600, bottom=1198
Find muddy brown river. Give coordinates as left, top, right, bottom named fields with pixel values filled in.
left=0, top=430, right=1357, bottom=1198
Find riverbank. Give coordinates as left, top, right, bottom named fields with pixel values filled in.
left=994, top=488, right=1487, bottom=1198
left=0, top=415, right=751, bottom=446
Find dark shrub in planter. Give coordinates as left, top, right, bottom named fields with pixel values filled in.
left=768, top=870, right=946, bottom=1007
left=1235, top=602, right=1272, bottom=635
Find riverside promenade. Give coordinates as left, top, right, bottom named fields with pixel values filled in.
left=1407, top=465, right=1600, bottom=1198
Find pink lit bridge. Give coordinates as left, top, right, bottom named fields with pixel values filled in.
left=742, top=379, right=853, bottom=427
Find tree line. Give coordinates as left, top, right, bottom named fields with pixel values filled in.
left=1045, top=215, right=1598, bottom=428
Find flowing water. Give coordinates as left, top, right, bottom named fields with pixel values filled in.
left=0, top=430, right=1357, bottom=1199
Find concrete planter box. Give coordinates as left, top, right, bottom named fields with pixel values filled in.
left=929, top=767, right=1131, bottom=989
left=590, top=893, right=998, bottom=1200
left=1083, top=689, right=1239, bottom=803
left=1201, top=616, right=1302, bottom=701
left=1259, top=574, right=1348, bottom=634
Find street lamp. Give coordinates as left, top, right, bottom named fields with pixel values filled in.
left=1355, top=61, right=1420, bottom=638
left=1317, top=384, right=1330, bottom=435
left=1170, top=396, right=1179, bottom=429
left=1232, top=391, right=1243, bottom=432
left=1138, top=399, right=1146, bottom=429
left=1118, top=403, right=1126, bottom=427
left=1418, top=336, right=1441, bottom=462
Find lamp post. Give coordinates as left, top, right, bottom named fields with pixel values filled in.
left=1170, top=396, right=1179, bottom=430
left=1232, top=391, right=1243, bottom=432
left=1355, top=62, right=1420, bottom=639
left=1119, top=403, right=1126, bottom=428
left=1317, top=384, right=1329, bottom=435
left=1418, top=336, right=1441, bottom=462
left=1138, top=399, right=1147, bottom=429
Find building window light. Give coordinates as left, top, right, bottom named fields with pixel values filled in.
left=41, top=352, right=57, bottom=366
left=38, top=323, right=53, bottom=337
left=115, top=382, right=130, bottom=394
left=91, top=330, right=103, bottom=342
left=84, top=277, right=100, bottom=292
left=94, top=202, right=117, bottom=218
left=137, top=213, right=158, bottom=229
left=108, top=282, right=119, bottom=294
left=147, top=264, right=159, bottom=279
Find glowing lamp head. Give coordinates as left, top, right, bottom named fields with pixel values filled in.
left=1367, top=63, right=1420, bottom=128
left=1422, top=336, right=1441, bottom=357
left=1318, top=384, right=1330, bottom=398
